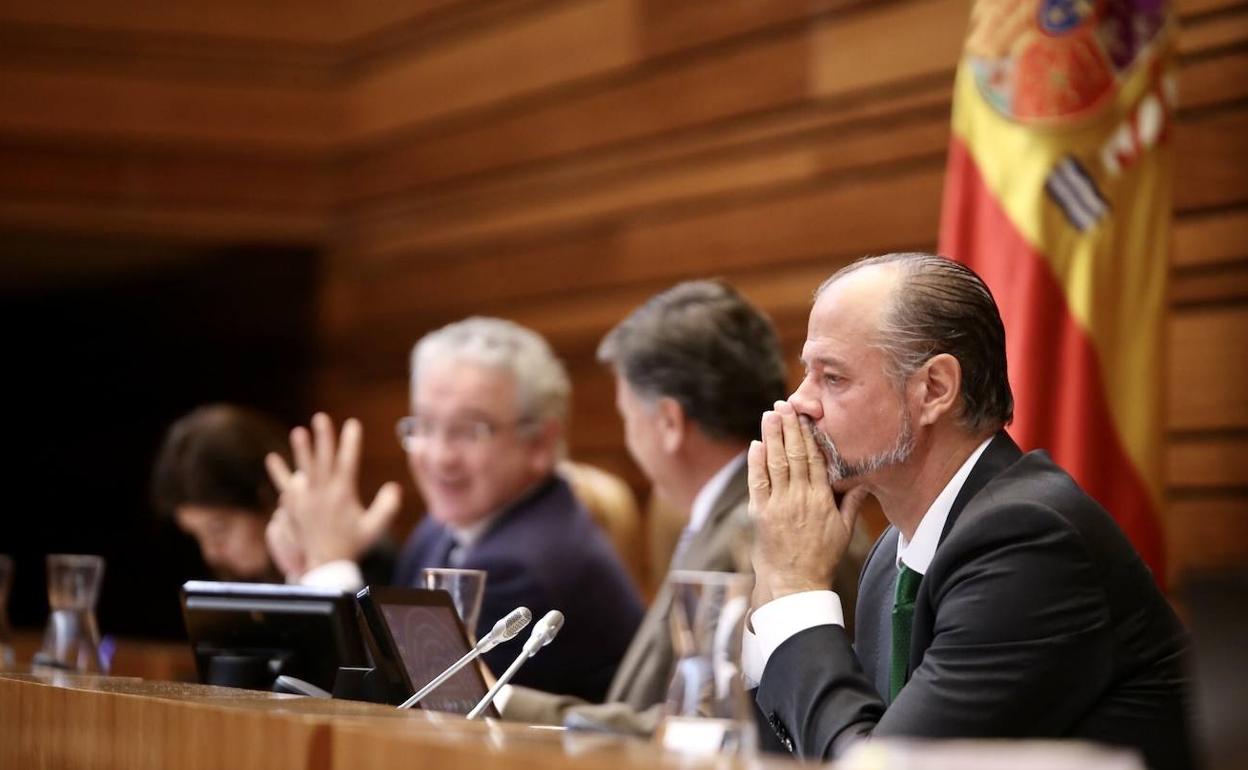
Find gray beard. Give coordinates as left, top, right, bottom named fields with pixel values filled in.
left=809, top=409, right=915, bottom=485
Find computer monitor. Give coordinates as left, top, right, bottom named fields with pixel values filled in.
left=180, top=581, right=369, bottom=692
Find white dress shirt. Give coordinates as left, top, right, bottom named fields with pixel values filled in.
left=299, top=510, right=503, bottom=590
left=668, top=452, right=746, bottom=568
left=742, top=438, right=991, bottom=686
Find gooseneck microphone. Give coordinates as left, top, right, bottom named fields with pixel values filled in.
left=466, top=610, right=564, bottom=719
left=397, top=606, right=532, bottom=710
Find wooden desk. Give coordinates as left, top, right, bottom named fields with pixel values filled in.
left=0, top=673, right=779, bottom=770
left=10, top=630, right=197, bottom=682
left=2, top=672, right=1143, bottom=770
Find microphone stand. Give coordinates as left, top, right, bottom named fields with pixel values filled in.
left=397, top=647, right=481, bottom=710
left=467, top=610, right=564, bottom=719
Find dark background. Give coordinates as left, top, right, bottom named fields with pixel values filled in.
left=3, top=240, right=318, bottom=639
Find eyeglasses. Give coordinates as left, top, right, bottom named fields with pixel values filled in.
left=395, top=414, right=532, bottom=451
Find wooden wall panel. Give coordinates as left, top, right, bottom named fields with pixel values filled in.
left=810, top=0, right=969, bottom=97
left=0, top=67, right=338, bottom=152
left=1169, top=308, right=1248, bottom=430
left=1167, top=499, right=1248, bottom=576
left=321, top=0, right=1248, bottom=588
left=1, top=0, right=1243, bottom=588
left=345, top=32, right=813, bottom=198
left=349, top=0, right=637, bottom=139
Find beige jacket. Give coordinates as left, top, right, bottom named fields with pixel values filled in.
left=504, top=466, right=867, bottom=734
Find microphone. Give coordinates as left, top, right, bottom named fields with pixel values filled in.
left=466, top=610, right=564, bottom=719
left=476, top=606, right=534, bottom=654
left=397, top=606, right=531, bottom=710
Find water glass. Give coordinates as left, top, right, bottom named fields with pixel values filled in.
left=422, top=567, right=486, bottom=642
left=35, top=554, right=106, bottom=674
left=0, top=555, right=14, bottom=670
left=655, top=570, right=756, bottom=757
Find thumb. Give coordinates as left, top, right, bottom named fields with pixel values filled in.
left=838, top=485, right=870, bottom=533
left=360, top=481, right=403, bottom=544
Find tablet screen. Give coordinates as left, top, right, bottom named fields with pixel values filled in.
left=378, top=601, right=489, bottom=715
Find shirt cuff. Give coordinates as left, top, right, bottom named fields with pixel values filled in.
left=298, top=560, right=364, bottom=591
left=493, top=684, right=514, bottom=714
left=742, top=590, right=844, bottom=686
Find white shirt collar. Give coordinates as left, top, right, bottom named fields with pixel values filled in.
left=688, top=452, right=746, bottom=534
left=448, top=511, right=501, bottom=548
left=445, top=476, right=553, bottom=548
left=896, top=437, right=992, bottom=574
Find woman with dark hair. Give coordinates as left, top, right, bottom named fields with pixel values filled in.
left=152, top=404, right=291, bottom=581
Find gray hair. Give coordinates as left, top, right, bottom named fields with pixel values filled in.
left=411, top=317, right=571, bottom=427
left=817, top=253, right=1013, bottom=435
left=598, top=280, right=788, bottom=443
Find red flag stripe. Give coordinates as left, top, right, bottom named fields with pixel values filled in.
left=940, top=135, right=1166, bottom=584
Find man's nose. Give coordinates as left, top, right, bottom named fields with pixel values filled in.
left=788, top=376, right=822, bottom=421
left=424, top=429, right=463, bottom=465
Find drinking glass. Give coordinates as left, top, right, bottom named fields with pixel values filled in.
left=34, top=554, right=106, bottom=674
left=0, top=555, right=15, bottom=670
left=654, top=570, right=756, bottom=757
left=423, top=567, right=487, bottom=642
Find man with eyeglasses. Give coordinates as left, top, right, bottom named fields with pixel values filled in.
left=265, top=317, right=643, bottom=703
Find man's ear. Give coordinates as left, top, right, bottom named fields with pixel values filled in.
left=528, top=417, right=564, bottom=473
left=655, top=396, right=686, bottom=455
left=915, top=353, right=962, bottom=427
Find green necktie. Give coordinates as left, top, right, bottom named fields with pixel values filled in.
left=889, top=564, right=922, bottom=702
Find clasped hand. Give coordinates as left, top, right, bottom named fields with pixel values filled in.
left=748, top=401, right=868, bottom=609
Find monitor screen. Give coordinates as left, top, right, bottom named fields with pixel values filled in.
left=181, top=581, right=369, bottom=692
left=356, top=586, right=495, bottom=717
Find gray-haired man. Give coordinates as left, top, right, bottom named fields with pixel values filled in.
left=267, top=317, right=643, bottom=703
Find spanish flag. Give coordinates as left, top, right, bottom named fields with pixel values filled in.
left=939, top=0, right=1174, bottom=583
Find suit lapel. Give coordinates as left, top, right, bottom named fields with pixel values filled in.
left=857, top=528, right=899, bottom=701
left=674, top=463, right=748, bottom=571
left=609, top=464, right=748, bottom=705
left=939, top=431, right=1024, bottom=544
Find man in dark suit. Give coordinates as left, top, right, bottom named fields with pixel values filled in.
left=265, top=317, right=642, bottom=702
left=502, top=281, right=869, bottom=732
left=744, top=253, right=1193, bottom=769
left=392, top=472, right=641, bottom=700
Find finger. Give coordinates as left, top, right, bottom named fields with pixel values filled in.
left=312, top=412, right=336, bottom=482
left=798, top=414, right=829, bottom=490
left=291, top=426, right=315, bottom=479
left=335, top=418, right=362, bottom=486
left=265, top=452, right=294, bottom=491
left=746, top=440, right=770, bottom=516
left=285, top=471, right=310, bottom=523
left=360, top=482, right=403, bottom=544
left=761, top=410, right=789, bottom=493
left=838, top=485, right=870, bottom=534
left=775, top=401, right=808, bottom=486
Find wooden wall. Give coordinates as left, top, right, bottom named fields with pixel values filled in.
left=2, top=0, right=1245, bottom=590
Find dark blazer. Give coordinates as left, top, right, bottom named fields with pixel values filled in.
left=395, top=475, right=644, bottom=703
left=757, top=433, right=1194, bottom=770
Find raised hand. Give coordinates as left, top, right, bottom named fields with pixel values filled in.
left=748, top=401, right=869, bottom=608
left=264, top=412, right=403, bottom=575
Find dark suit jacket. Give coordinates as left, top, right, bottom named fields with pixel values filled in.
left=395, top=475, right=644, bottom=703
left=757, top=433, right=1194, bottom=770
